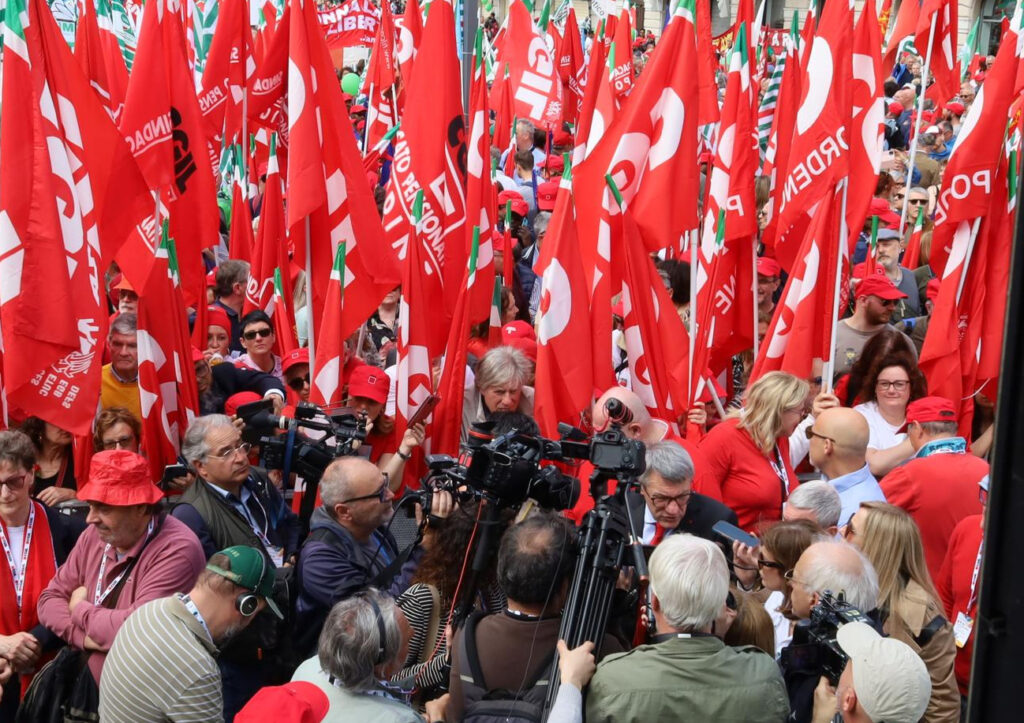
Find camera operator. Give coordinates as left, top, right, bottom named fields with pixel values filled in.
left=810, top=622, right=931, bottom=723
left=448, top=512, right=624, bottom=721
left=293, top=457, right=452, bottom=659
left=782, top=539, right=880, bottom=722
left=628, top=441, right=737, bottom=546
left=172, top=414, right=300, bottom=718
left=586, top=534, right=789, bottom=722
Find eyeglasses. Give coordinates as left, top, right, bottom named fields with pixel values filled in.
left=843, top=520, right=857, bottom=541
left=783, top=569, right=808, bottom=587
left=101, top=435, right=136, bottom=451
left=208, top=441, right=252, bottom=460
left=757, top=557, right=786, bottom=571
left=0, top=473, right=28, bottom=491
left=804, top=427, right=836, bottom=444
left=287, top=374, right=311, bottom=392
left=645, top=489, right=693, bottom=508
left=893, top=193, right=905, bottom=200
left=876, top=298, right=898, bottom=308
left=876, top=379, right=910, bottom=391
left=242, top=327, right=273, bottom=340
left=908, top=198, right=928, bottom=206
left=341, top=474, right=390, bottom=504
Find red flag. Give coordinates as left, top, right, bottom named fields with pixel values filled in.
left=533, top=172, right=594, bottom=438
left=137, top=228, right=200, bottom=481
left=752, top=194, right=845, bottom=381
left=362, top=1, right=399, bottom=150
left=557, top=7, right=585, bottom=126
left=761, top=33, right=802, bottom=249
left=309, top=243, right=348, bottom=406
left=228, top=177, right=255, bottom=263
left=695, top=0, right=721, bottom=125
left=499, top=0, right=562, bottom=128
left=0, top=0, right=155, bottom=435
left=75, top=0, right=129, bottom=122
left=914, top=0, right=959, bottom=102
left=198, top=0, right=254, bottom=145
left=902, top=206, right=926, bottom=269
left=882, top=0, right=919, bottom=75
left=288, top=0, right=401, bottom=345
left=395, top=0, right=422, bottom=104
left=381, top=0, right=466, bottom=317
left=248, top=5, right=290, bottom=142
left=465, top=30, right=497, bottom=324
left=609, top=8, right=633, bottom=104
left=569, top=32, right=606, bottom=164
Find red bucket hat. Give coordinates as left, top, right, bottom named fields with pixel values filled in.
left=77, top=450, right=163, bottom=506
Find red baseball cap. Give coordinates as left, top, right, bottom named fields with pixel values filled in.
left=502, top=320, right=536, bottom=341
left=225, top=391, right=263, bottom=417
left=497, top=189, right=528, bottom=218
left=905, top=396, right=957, bottom=425
left=946, top=101, right=966, bottom=115
left=235, top=681, right=330, bottom=723
left=552, top=129, right=573, bottom=147
left=206, top=306, right=232, bottom=334
left=539, top=155, right=565, bottom=173
left=756, top=257, right=781, bottom=278
left=78, top=450, right=164, bottom=506
left=868, top=197, right=901, bottom=230
left=350, top=104, right=367, bottom=114
left=282, top=347, right=310, bottom=373
left=206, top=268, right=218, bottom=287
left=536, top=181, right=558, bottom=211
left=888, top=101, right=904, bottom=115
left=347, top=364, right=390, bottom=404
left=506, top=336, right=537, bottom=362
left=926, top=277, right=941, bottom=302
left=855, top=275, right=907, bottom=300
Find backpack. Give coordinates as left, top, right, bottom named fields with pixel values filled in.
left=457, top=612, right=556, bottom=723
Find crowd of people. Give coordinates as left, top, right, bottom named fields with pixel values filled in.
left=0, top=2, right=1004, bottom=721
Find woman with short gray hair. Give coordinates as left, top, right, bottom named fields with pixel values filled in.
left=290, top=589, right=421, bottom=722
left=461, top=346, right=536, bottom=440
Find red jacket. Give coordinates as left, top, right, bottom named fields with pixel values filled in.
left=880, top=452, right=986, bottom=583
left=936, top=514, right=983, bottom=696
left=697, top=418, right=797, bottom=532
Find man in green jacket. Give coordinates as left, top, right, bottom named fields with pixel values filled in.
left=586, top=534, right=790, bottom=723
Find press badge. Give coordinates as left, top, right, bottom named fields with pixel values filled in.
left=953, top=612, right=974, bottom=648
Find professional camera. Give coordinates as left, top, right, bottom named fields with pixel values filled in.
left=781, top=590, right=875, bottom=685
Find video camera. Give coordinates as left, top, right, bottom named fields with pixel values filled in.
left=781, top=590, right=875, bottom=685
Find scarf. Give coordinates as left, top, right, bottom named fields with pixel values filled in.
left=915, top=436, right=967, bottom=459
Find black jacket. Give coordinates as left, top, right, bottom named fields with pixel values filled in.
left=200, top=363, right=285, bottom=415
left=625, top=488, right=738, bottom=545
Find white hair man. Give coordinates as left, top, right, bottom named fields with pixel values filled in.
left=784, top=481, right=843, bottom=536
left=586, top=535, right=790, bottom=722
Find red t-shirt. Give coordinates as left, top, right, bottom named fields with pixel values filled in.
left=880, top=452, right=986, bottom=583
left=697, top=417, right=797, bottom=532
left=565, top=430, right=714, bottom=525
left=935, top=514, right=983, bottom=696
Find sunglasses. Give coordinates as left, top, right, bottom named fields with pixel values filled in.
left=0, top=473, right=29, bottom=491
left=908, top=198, right=928, bottom=205
left=242, top=327, right=273, bottom=340
left=341, top=474, right=390, bottom=504
left=804, top=427, right=836, bottom=444
left=287, top=374, right=310, bottom=392
left=101, top=435, right=136, bottom=451
left=757, top=557, right=786, bottom=571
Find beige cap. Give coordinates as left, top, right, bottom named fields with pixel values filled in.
left=836, top=622, right=931, bottom=723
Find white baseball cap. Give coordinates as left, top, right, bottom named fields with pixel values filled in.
left=836, top=622, right=931, bottom=723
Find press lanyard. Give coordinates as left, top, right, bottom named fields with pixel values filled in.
left=94, top=518, right=155, bottom=605
left=768, top=445, right=789, bottom=510
left=180, top=594, right=213, bottom=642
left=0, top=503, right=36, bottom=615
left=966, top=539, right=984, bottom=613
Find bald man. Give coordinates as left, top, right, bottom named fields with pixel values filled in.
left=566, top=387, right=716, bottom=524
left=807, top=407, right=886, bottom=527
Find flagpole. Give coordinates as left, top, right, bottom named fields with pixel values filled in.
left=362, top=81, right=374, bottom=157
left=305, top=217, right=316, bottom=379
left=688, top=228, right=697, bottom=407
left=823, top=180, right=849, bottom=394
left=899, top=17, right=936, bottom=234
left=955, top=218, right=984, bottom=304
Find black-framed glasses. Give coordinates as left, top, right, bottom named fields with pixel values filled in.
left=757, top=557, right=786, bottom=571
left=101, top=435, right=137, bottom=451
left=242, top=327, right=273, bottom=340
left=877, top=298, right=898, bottom=308
left=804, top=426, right=836, bottom=444
left=0, top=473, right=29, bottom=491
left=287, top=374, right=310, bottom=392
left=908, top=198, right=928, bottom=206
left=644, top=487, right=692, bottom=508
left=341, top=474, right=390, bottom=504
left=876, top=379, right=910, bottom=391
left=209, top=441, right=252, bottom=460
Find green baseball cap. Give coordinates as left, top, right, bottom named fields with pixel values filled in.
left=207, top=546, right=284, bottom=620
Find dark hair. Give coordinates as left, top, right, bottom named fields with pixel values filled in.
left=841, top=328, right=918, bottom=403
left=19, top=416, right=72, bottom=451
left=514, top=148, right=534, bottom=171
left=215, top=260, right=250, bottom=298
left=862, top=352, right=927, bottom=405
left=883, top=79, right=899, bottom=98
left=93, top=408, right=142, bottom=452
left=0, top=430, right=36, bottom=471
left=760, top=519, right=821, bottom=620
left=239, top=309, right=273, bottom=336
left=497, top=512, right=577, bottom=605
left=668, top=260, right=691, bottom=307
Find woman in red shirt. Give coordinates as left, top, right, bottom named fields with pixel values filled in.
left=698, top=372, right=808, bottom=531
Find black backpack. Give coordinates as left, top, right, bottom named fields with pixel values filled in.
left=457, top=612, right=556, bottom=723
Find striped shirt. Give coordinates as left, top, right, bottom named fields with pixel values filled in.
left=98, top=595, right=222, bottom=723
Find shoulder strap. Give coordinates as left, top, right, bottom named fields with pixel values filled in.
left=914, top=614, right=948, bottom=648
left=460, top=611, right=489, bottom=690
left=104, top=513, right=166, bottom=609
left=419, top=583, right=442, bottom=665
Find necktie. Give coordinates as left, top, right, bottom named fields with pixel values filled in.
left=651, top=523, right=667, bottom=546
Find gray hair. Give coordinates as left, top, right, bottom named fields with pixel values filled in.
left=319, top=457, right=367, bottom=509
left=909, top=186, right=929, bottom=197
left=475, top=346, right=532, bottom=393
left=643, top=441, right=694, bottom=485
left=318, top=589, right=403, bottom=691
left=533, top=212, right=551, bottom=236
left=0, top=430, right=35, bottom=471
left=919, top=133, right=938, bottom=148
left=515, top=118, right=536, bottom=136
left=649, top=534, right=729, bottom=631
left=788, top=481, right=842, bottom=529
left=918, top=420, right=958, bottom=437
left=802, top=539, right=879, bottom=612
left=181, top=414, right=234, bottom=464
left=109, top=312, right=137, bottom=337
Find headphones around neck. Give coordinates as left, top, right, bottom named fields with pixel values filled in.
left=366, top=595, right=388, bottom=665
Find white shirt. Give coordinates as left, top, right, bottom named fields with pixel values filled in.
left=642, top=505, right=658, bottom=545
left=764, top=590, right=792, bottom=659
left=6, top=525, right=25, bottom=570
left=853, top=401, right=907, bottom=451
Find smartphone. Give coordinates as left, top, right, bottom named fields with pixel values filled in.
left=407, top=394, right=440, bottom=427
left=712, top=520, right=759, bottom=548
left=160, top=464, right=188, bottom=491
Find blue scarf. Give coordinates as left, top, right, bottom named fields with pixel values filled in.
left=915, top=436, right=967, bottom=459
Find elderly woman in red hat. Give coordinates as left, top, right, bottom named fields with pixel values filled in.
left=37, top=450, right=206, bottom=686
left=0, top=431, right=84, bottom=717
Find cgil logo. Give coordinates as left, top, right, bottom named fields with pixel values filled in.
left=933, top=170, right=992, bottom=225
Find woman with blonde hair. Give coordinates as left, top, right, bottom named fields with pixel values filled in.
left=699, top=371, right=809, bottom=529
left=846, top=501, right=960, bottom=721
